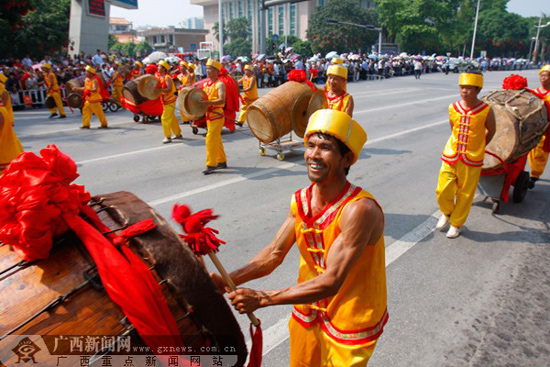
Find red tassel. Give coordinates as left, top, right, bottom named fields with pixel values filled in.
left=248, top=321, right=263, bottom=367
left=502, top=74, right=528, bottom=90
left=113, top=218, right=156, bottom=246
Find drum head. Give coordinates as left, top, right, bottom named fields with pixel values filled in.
left=45, top=96, right=55, bottom=109
left=307, top=90, right=328, bottom=119
left=184, top=88, right=208, bottom=120
left=291, top=91, right=313, bottom=138
left=67, top=93, right=83, bottom=109
left=137, top=75, right=161, bottom=100
left=247, top=102, right=274, bottom=144
left=177, top=87, right=193, bottom=120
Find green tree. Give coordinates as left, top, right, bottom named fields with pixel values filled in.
left=135, top=41, right=153, bottom=57
left=110, top=42, right=125, bottom=54
left=0, top=0, right=70, bottom=58
left=212, top=22, right=229, bottom=43
left=108, top=35, right=118, bottom=50
left=292, top=40, right=313, bottom=57
left=477, top=9, right=529, bottom=57
left=224, top=37, right=252, bottom=57
left=226, top=18, right=251, bottom=41
left=121, top=42, right=136, bottom=57
left=307, top=0, right=379, bottom=54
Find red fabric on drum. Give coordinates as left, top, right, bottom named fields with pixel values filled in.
left=502, top=74, right=528, bottom=90
left=121, top=96, right=164, bottom=116
left=0, top=144, right=184, bottom=356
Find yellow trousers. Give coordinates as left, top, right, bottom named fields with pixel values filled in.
left=48, top=92, right=66, bottom=116
left=289, top=318, right=377, bottom=367
left=205, top=117, right=227, bottom=167
left=0, top=107, right=23, bottom=174
left=237, top=98, right=256, bottom=124
left=82, top=101, right=108, bottom=128
left=436, top=160, right=481, bottom=228
left=161, top=103, right=181, bottom=138
left=112, top=86, right=123, bottom=106
left=528, top=136, right=549, bottom=178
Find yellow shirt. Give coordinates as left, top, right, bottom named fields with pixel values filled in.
left=178, top=73, right=189, bottom=88
left=112, top=72, right=124, bottom=88
left=290, top=182, right=388, bottom=345
left=45, top=72, right=60, bottom=94
left=0, top=83, right=13, bottom=125
left=0, top=104, right=23, bottom=172
left=158, top=74, right=176, bottom=105
left=442, top=101, right=491, bottom=167
left=203, top=79, right=224, bottom=120
left=326, top=91, right=351, bottom=114
left=84, top=77, right=102, bottom=103
left=187, top=72, right=196, bottom=85
left=242, top=75, right=258, bottom=101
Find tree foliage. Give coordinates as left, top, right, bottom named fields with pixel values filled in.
left=135, top=41, right=153, bottom=57
left=224, top=37, right=252, bottom=57
left=214, top=17, right=251, bottom=44
left=307, top=0, right=379, bottom=54
left=293, top=40, right=313, bottom=57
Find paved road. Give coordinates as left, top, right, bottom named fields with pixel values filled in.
left=12, top=69, right=550, bottom=366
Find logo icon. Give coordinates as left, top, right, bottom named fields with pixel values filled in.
left=12, top=337, right=41, bottom=364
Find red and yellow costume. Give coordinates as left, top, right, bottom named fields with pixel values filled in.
left=436, top=73, right=490, bottom=228
left=237, top=66, right=258, bottom=125
left=203, top=69, right=227, bottom=167
left=130, top=61, right=143, bottom=80
left=43, top=64, right=66, bottom=117
left=82, top=66, right=108, bottom=128
left=325, top=64, right=352, bottom=116
left=111, top=63, right=124, bottom=106
left=0, top=74, right=23, bottom=174
left=157, top=61, right=182, bottom=139
left=528, top=85, right=550, bottom=179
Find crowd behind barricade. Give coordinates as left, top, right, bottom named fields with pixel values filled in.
left=1, top=48, right=545, bottom=111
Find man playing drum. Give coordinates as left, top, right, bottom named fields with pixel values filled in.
left=74, top=66, right=108, bottom=129
left=212, top=109, right=388, bottom=366
left=41, top=63, right=66, bottom=119
left=325, top=64, right=354, bottom=117
left=110, top=61, right=124, bottom=107
left=200, top=59, right=227, bottom=175
left=236, top=64, right=258, bottom=127
left=528, top=64, right=550, bottom=189
left=157, top=60, right=183, bottom=144
left=130, top=60, right=143, bottom=80
left=0, top=73, right=23, bottom=174
left=177, top=61, right=191, bottom=124
left=436, top=72, right=496, bottom=238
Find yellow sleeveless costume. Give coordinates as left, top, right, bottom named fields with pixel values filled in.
left=111, top=71, right=124, bottom=106
left=159, top=74, right=181, bottom=139
left=437, top=101, right=491, bottom=227
left=82, top=76, right=108, bottom=128
left=203, top=79, right=226, bottom=167
left=528, top=88, right=550, bottom=179
left=237, top=75, right=258, bottom=125
left=0, top=82, right=23, bottom=174
left=45, top=72, right=66, bottom=117
left=289, top=182, right=388, bottom=367
left=326, top=91, right=351, bottom=114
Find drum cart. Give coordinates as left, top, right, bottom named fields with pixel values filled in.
left=258, top=131, right=303, bottom=161
left=477, top=151, right=530, bottom=213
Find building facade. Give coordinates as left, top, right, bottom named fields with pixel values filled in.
left=190, top=0, right=376, bottom=54
left=181, top=17, right=205, bottom=29
left=138, top=27, right=209, bottom=53
left=109, top=17, right=138, bottom=43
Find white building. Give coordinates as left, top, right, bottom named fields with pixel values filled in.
left=181, top=17, right=205, bottom=29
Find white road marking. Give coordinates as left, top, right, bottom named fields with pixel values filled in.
left=77, top=144, right=181, bottom=165
left=354, top=94, right=455, bottom=115
left=17, top=120, right=132, bottom=138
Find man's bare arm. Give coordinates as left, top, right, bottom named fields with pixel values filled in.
left=243, top=77, right=256, bottom=92
left=203, top=81, right=226, bottom=106
left=485, top=108, right=496, bottom=144
left=344, top=95, right=354, bottom=117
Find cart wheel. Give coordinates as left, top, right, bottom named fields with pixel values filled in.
left=143, top=116, right=149, bottom=123
left=513, top=171, right=529, bottom=203
left=192, top=126, right=199, bottom=135
left=109, top=101, right=119, bottom=112
left=102, top=102, right=109, bottom=112
left=133, top=115, right=140, bottom=122
left=277, top=152, right=285, bottom=161
left=492, top=200, right=500, bottom=214
left=259, top=147, right=266, bottom=156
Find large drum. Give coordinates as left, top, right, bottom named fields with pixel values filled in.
left=183, top=88, right=208, bottom=120
left=65, top=77, right=84, bottom=93
left=482, top=89, right=549, bottom=170
left=247, top=81, right=314, bottom=143
left=177, top=87, right=193, bottom=121
left=122, top=75, right=160, bottom=106
left=292, top=90, right=328, bottom=138
left=67, top=92, right=83, bottom=109
left=0, top=191, right=247, bottom=366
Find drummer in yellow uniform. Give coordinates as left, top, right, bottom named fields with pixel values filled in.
left=110, top=61, right=124, bottom=107
left=528, top=64, right=550, bottom=188
left=41, top=63, right=66, bottom=118
left=74, top=66, right=108, bottom=129
left=187, top=64, right=197, bottom=85
left=325, top=63, right=354, bottom=117
left=0, top=73, right=23, bottom=174
left=236, top=64, right=258, bottom=127
left=435, top=72, right=496, bottom=238
left=212, top=109, right=388, bottom=367
left=201, top=59, right=227, bottom=175
left=177, top=61, right=191, bottom=124
left=130, top=60, right=143, bottom=80
left=157, top=60, right=182, bottom=144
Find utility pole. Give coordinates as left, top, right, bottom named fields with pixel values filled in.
left=532, top=15, right=550, bottom=64
left=218, top=0, right=223, bottom=60
left=470, top=0, right=481, bottom=59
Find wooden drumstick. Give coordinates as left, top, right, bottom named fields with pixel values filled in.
left=208, top=252, right=260, bottom=327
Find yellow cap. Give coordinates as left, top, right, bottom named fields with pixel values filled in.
left=158, top=60, right=171, bottom=71
left=0, top=73, right=6, bottom=83
left=85, top=65, right=96, bottom=74
left=327, top=64, right=348, bottom=79
left=179, top=61, right=189, bottom=68
left=304, top=109, right=367, bottom=164
left=244, top=64, right=253, bottom=71
left=115, top=61, right=122, bottom=66
left=189, top=64, right=196, bottom=70
left=135, top=61, right=143, bottom=68
left=206, top=58, right=222, bottom=71
left=42, top=63, right=52, bottom=70
left=331, top=58, right=344, bottom=65
left=539, top=65, right=550, bottom=75
left=459, top=73, right=483, bottom=88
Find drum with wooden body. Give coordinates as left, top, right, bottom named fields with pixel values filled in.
left=122, top=75, right=158, bottom=106
left=67, top=93, right=83, bottom=109
left=246, top=81, right=314, bottom=143
left=177, top=87, right=193, bottom=121
left=183, top=88, right=208, bottom=121
left=482, top=89, right=549, bottom=170
left=0, top=191, right=247, bottom=366
left=65, top=77, right=84, bottom=94
left=292, top=90, right=328, bottom=138
left=44, top=96, right=55, bottom=109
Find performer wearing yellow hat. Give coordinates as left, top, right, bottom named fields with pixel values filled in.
left=201, top=58, right=227, bottom=174
left=41, top=63, right=66, bottom=118
left=110, top=61, right=124, bottom=107
left=0, top=73, right=23, bottom=174
left=187, top=63, right=197, bottom=85
left=130, top=60, right=143, bottom=80
left=212, top=109, right=388, bottom=367
left=436, top=72, right=496, bottom=238
left=528, top=65, right=550, bottom=188
left=236, top=64, right=258, bottom=127
left=157, top=60, right=182, bottom=143
left=325, top=64, right=354, bottom=117
left=74, top=66, right=108, bottom=129
left=177, top=61, right=192, bottom=123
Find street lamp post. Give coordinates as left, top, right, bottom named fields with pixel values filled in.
left=219, top=0, right=223, bottom=60
left=533, top=14, right=550, bottom=64
left=470, top=0, right=481, bottom=59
